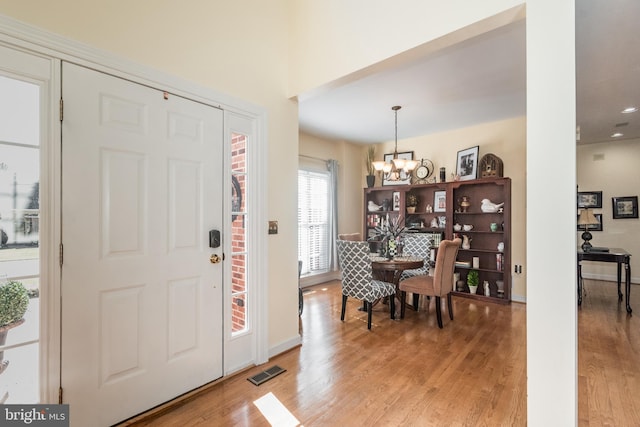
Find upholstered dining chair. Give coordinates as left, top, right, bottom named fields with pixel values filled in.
left=399, top=233, right=432, bottom=280
left=336, top=239, right=396, bottom=330
left=337, top=232, right=362, bottom=241
left=399, top=238, right=461, bottom=328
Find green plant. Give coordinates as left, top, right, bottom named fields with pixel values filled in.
left=467, top=270, right=479, bottom=287
left=406, top=193, right=419, bottom=207
left=365, top=146, right=376, bottom=176
left=0, top=280, right=29, bottom=328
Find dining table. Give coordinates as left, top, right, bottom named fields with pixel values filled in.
left=369, top=255, right=425, bottom=316
left=370, top=255, right=425, bottom=287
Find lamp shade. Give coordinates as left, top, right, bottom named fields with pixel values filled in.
left=578, top=208, right=598, bottom=226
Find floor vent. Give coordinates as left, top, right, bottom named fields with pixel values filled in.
left=248, top=365, right=286, bottom=386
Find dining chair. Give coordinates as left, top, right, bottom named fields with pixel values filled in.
left=337, top=233, right=362, bottom=241
left=399, top=233, right=432, bottom=280
left=336, top=239, right=396, bottom=330
left=399, top=238, right=461, bottom=328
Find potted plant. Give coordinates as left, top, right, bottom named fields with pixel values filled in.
left=406, top=193, right=419, bottom=213
left=0, top=280, right=29, bottom=370
left=467, top=270, right=479, bottom=294
left=365, top=146, right=376, bottom=188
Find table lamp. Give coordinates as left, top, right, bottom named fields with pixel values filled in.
left=578, top=208, right=599, bottom=251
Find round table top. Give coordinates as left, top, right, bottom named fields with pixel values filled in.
left=370, top=255, right=424, bottom=271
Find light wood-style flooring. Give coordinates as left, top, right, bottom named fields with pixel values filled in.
left=124, top=279, right=640, bottom=426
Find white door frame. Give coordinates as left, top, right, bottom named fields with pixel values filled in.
left=0, top=14, right=269, bottom=403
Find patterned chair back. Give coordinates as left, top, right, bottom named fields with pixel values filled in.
left=399, top=233, right=432, bottom=280
left=402, top=233, right=432, bottom=260
left=336, top=239, right=373, bottom=298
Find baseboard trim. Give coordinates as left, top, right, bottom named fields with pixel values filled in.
left=300, top=271, right=340, bottom=288
left=269, top=335, right=302, bottom=358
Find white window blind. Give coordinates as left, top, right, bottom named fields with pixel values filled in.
left=298, top=169, right=330, bottom=276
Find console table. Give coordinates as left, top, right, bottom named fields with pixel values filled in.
left=577, top=248, right=632, bottom=314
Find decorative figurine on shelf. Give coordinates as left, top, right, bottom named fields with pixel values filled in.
left=425, top=204, right=433, bottom=213
left=484, top=280, right=490, bottom=297
left=480, top=199, right=504, bottom=213
left=497, top=242, right=504, bottom=252
left=368, top=200, right=382, bottom=212
left=430, top=217, right=439, bottom=228
left=462, top=235, right=471, bottom=249
left=458, top=196, right=471, bottom=212
left=496, top=280, right=505, bottom=298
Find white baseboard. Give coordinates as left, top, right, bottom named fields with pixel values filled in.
left=300, top=271, right=340, bottom=288
left=511, top=294, right=526, bottom=303
left=268, top=335, right=302, bottom=359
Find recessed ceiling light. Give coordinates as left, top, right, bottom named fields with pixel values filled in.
left=611, top=132, right=624, bottom=138
left=621, top=107, right=638, bottom=114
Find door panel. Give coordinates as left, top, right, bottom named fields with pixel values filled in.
left=61, top=62, right=223, bottom=426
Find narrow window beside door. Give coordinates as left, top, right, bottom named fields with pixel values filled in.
left=231, top=133, right=248, bottom=334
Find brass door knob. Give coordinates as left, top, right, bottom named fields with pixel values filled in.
left=210, top=254, right=221, bottom=264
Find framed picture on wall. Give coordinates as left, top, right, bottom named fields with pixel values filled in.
left=456, top=146, right=479, bottom=181
left=392, top=191, right=400, bottom=211
left=612, top=196, right=639, bottom=219
left=577, top=191, right=602, bottom=208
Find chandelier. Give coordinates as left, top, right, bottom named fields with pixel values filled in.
left=371, top=106, right=418, bottom=182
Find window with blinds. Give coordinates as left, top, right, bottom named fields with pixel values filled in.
left=298, top=169, right=330, bottom=276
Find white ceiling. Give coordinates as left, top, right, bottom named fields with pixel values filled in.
left=298, top=1, right=640, bottom=146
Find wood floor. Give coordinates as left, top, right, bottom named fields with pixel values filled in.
left=123, top=279, right=640, bottom=426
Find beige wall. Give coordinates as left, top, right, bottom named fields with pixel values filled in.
left=577, top=139, right=640, bottom=282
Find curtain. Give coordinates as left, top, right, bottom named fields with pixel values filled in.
left=327, top=159, right=339, bottom=271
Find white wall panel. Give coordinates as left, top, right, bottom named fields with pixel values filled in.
left=100, top=149, right=146, bottom=257
left=100, top=285, right=144, bottom=384
left=168, top=159, right=201, bottom=251
left=167, top=278, right=199, bottom=359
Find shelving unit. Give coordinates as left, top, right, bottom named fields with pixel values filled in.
left=363, top=177, right=511, bottom=304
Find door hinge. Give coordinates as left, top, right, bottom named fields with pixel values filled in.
left=59, top=243, right=63, bottom=267
left=59, top=98, right=63, bottom=122
left=58, top=387, right=63, bottom=404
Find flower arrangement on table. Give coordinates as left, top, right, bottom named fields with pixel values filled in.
left=369, top=214, right=406, bottom=259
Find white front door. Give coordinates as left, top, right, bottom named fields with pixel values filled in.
left=61, top=62, right=223, bottom=426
